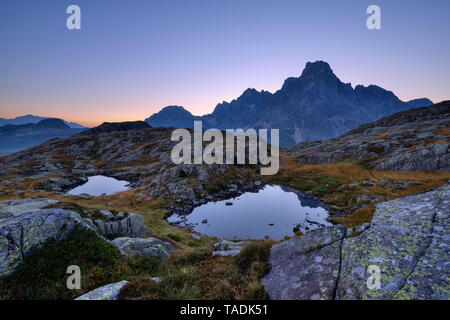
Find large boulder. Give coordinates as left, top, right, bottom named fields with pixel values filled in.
left=75, top=280, right=128, bottom=300
left=126, top=214, right=146, bottom=237
left=261, top=225, right=346, bottom=300
left=112, top=237, right=173, bottom=261
left=213, top=239, right=248, bottom=256
left=336, top=184, right=450, bottom=300
left=0, top=208, right=96, bottom=277
left=262, top=184, right=450, bottom=300
left=0, top=198, right=58, bottom=219
left=91, top=212, right=146, bottom=238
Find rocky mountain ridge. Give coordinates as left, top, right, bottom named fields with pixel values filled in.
left=287, top=101, right=450, bottom=171
left=0, top=114, right=85, bottom=129
left=146, top=61, right=433, bottom=146
left=0, top=118, right=86, bottom=155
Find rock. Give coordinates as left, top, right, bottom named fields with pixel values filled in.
left=83, top=218, right=95, bottom=229
left=0, top=167, right=9, bottom=175
left=337, top=184, right=450, bottom=300
left=112, top=237, right=173, bottom=261
left=287, top=102, right=450, bottom=172
left=191, top=234, right=201, bottom=241
left=0, top=198, right=59, bottom=219
left=345, top=223, right=370, bottom=237
left=225, top=202, right=233, bottom=206
left=213, top=239, right=248, bottom=256
left=262, top=184, right=450, bottom=300
left=75, top=280, right=128, bottom=300
left=261, top=225, right=346, bottom=300
left=115, top=212, right=125, bottom=220
left=0, top=209, right=96, bottom=277
left=119, top=218, right=128, bottom=235
left=104, top=222, right=112, bottom=235
left=94, top=220, right=105, bottom=235
left=201, top=219, right=208, bottom=224
left=186, top=188, right=196, bottom=201
left=151, top=277, right=162, bottom=284
left=98, top=209, right=114, bottom=220
left=127, top=214, right=146, bottom=237
left=44, top=177, right=82, bottom=192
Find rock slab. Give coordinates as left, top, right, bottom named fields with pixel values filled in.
left=75, top=280, right=128, bottom=300
left=0, top=208, right=95, bottom=277
left=262, top=184, right=450, bottom=300
left=112, top=237, right=173, bottom=261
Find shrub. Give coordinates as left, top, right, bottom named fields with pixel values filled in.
left=0, top=226, right=123, bottom=300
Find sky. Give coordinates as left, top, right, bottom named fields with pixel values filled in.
left=0, top=0, right=449, bottom=127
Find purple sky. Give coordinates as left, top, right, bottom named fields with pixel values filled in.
left=0, top=0, right=449, bottom=127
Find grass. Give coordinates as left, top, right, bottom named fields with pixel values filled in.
left=331, top=205, right=376, bottom=228
left=119, top=240, right=272, bottom=300
left=269, top=154, right=450, bottom=226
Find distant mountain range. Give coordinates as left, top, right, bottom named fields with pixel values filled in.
left=0, top=115, right=85, bottom=129
left=146, top=61, right=433, bottom=146
left=0, top=118, right=85, bottom=154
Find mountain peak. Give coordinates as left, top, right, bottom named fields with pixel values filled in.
left=301, top=61, right=333, bottom=77
left=83, top=121, right=150, bottom=135
left=36, top=118, right=70, bottom=129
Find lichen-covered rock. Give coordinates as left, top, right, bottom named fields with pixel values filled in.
left=0, top=198, right=58, bottom=219
left=212, top=239, right=248, bottom=256
left=336, top=184, right=450, bottom=300
left=261, top=225, right=346, bottom=299
left=0, top=209, right=96, bottom=277
left=112, top=237, right=173, bottom=260
left=75, top=280, right=128, bottom=300
left=262, top=184, right=450, bottom=300
left=92, top=213, right=146, bottom=238
left=98, top=209, right=114, bottom=220
left=126, top=214, right=146, bottom=237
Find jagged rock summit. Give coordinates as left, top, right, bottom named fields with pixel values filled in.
left=146, top=61, right=432, bottom=146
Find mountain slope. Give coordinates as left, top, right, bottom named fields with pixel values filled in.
left=286, top=101, right=450, bottom=171
left=0, top=118, right=85, bottom=154
left=0, top=115, right=86, bottom=129
left=146, top=61, right=432, bottom=146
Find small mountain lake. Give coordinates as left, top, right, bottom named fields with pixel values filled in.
left=168, top=184, right=332, bottom=240
left=67, top=175, right=130, bottom=196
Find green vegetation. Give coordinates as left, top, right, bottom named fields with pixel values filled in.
left=0, top=226, right=161, bottom=300
left=119, top=241, right=272, bottom=300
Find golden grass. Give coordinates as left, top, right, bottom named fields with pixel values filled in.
left=280, top=155, right=450, bottom=183
left=272, top=153, right=450, bottom=227
left=332, top=206, right=376, bottom=228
